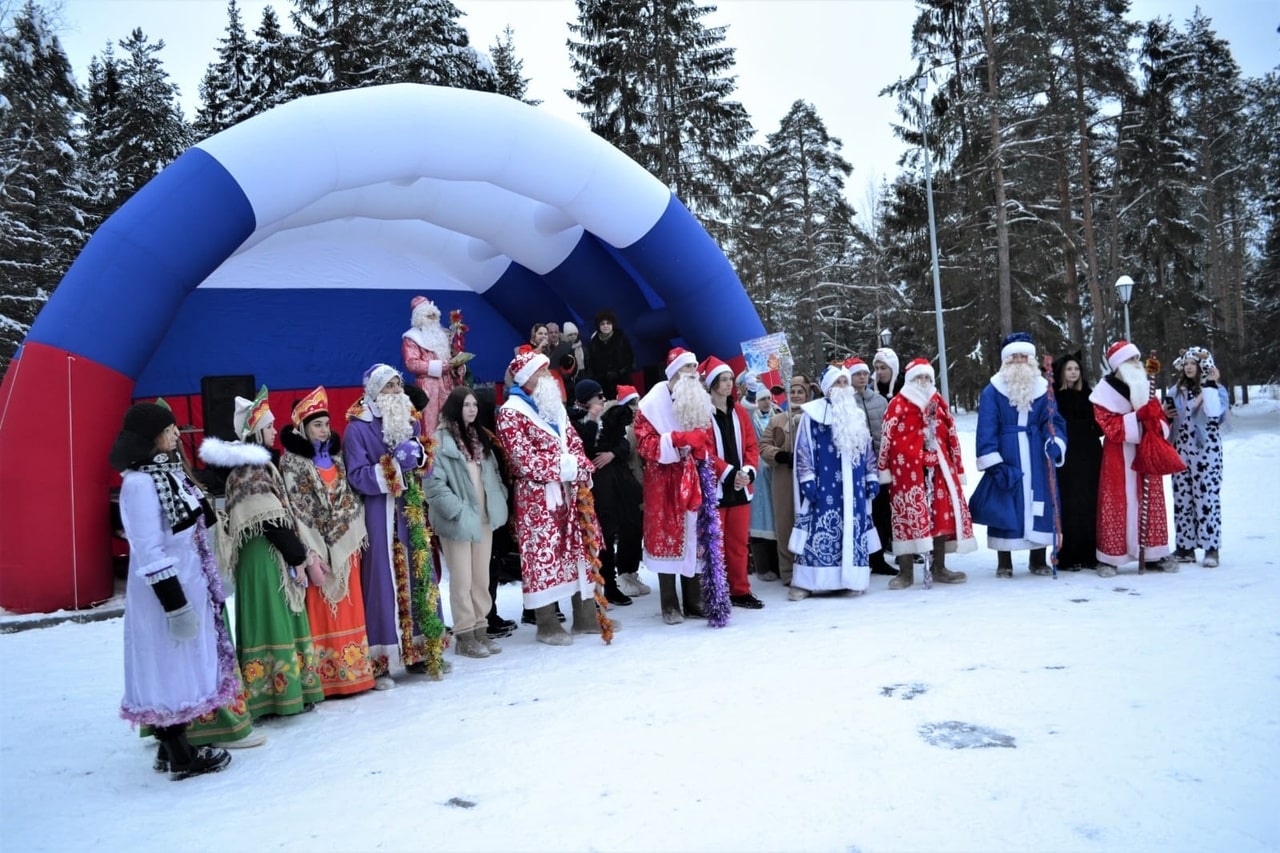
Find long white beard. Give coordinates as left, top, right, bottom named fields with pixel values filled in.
left=829, top=387, right=870, bottom=458
left=411, top=318, right=452, bottom=357
left=530, top=375, right=566, bottom=430
left=378, top=391, right=416, bottom=447
left=1116, top=361, right=1150, bottom=409
left=1000, top=362, right=1038, bottom=413
left=671, top=374, right=713, bottom=431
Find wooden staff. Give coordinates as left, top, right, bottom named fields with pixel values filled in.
left=1137, top=350, right=1162, bottom=574
left=1041, top=355, right=1063, bottom=579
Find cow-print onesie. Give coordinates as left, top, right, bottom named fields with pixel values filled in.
left=1167, top=381, right=1227, bottom=553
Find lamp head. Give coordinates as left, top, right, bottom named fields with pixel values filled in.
left=1115, top=274, right=1135, bottom=305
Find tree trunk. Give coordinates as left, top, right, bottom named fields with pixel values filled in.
left=979, top=0, right=1012, bottom=339
left=1069, top=0, right=1107, bottom=369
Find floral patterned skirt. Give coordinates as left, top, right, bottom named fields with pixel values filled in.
left=235, top=537, right=325, bottom=719
left=304, top=553, right=375, bottom=697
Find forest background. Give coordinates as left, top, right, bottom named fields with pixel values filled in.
left=2, top=0, right=1278, bottom=408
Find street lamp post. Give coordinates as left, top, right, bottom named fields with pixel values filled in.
left=917, top=76, right=950, bottom=405
left=880, top=327, right=892, bottom=348
left=1115, top=275, right=1134, bottom=341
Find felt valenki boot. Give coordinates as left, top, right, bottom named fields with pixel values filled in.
left=572, top=591, right=621, bottom=633
left=932, top=537, right=967, bottom=584
left=659, top=574, right=683, bottom=624
left=888, top=554, right=914, bottom=589
left=1029, top=548, right=1052, bottom=576
left=680, top=575, right=705, bottom=618
left=534, top=604, right=573, bottom=646
left=996, top=550, right=1013, bottom=579
left=454, top=628, right=491, bottom=658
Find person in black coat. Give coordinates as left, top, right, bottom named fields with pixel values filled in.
left=569, top=379, right=638, bottom=606
left=584, top=309, right=635, bottom=399
left=1052, top=351, right=1103, bottom=569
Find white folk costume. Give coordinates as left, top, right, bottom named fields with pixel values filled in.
left=1090, top=341, right=1182, bottom=567
left=402, top=296, right=454, bottom=437
left=791, top=368, right=881, bottom=593
left=495, top=352, right=600, bottom=609
left=877, top=360, right=976, bottom=556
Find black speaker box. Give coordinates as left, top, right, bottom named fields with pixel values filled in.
left=200, top=374, right=256, bottom=442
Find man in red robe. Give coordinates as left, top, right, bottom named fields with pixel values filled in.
left=877, top=358, right=975, bottom=588
left=495, top=350, right=610, bottom=645
left=634, top=348, right=725, bottom=624
left=1089, top=340, right=1177, bottom=576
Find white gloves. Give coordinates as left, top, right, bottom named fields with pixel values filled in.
left=558, top=453, right=579, bottom=483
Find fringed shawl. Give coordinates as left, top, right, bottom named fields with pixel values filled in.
left=278, top=449, right=368, bottom=613
left=202, top=437, right=307, bottom=614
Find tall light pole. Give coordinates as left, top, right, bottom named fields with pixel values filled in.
left=1115, top=275, right=1134, bottom=341
left=917, top=75, right=950, bottom=404
left=880, top=327, right=892, bottom=348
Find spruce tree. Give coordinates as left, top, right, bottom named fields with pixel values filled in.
left=194, top=0, right=256, bottom=137
left=244, top=5, right=297, bottom=118
left=567, top=0, right=753, bottom=231
left=490, top=25, right=540, bottom=105
left=0, top=0, right=91, bottom=368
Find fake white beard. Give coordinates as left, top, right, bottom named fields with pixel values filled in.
left=1000, top=362, right=1038, bottom=413
left=671, top=373, right=713, bottom=431
left=1116, top=361, right=1150, bottom=409
left=828, top=387, right=871, bottom=457
left=901, top=375, right=937, bottom=408
left=377, top=391, right=416, bottom=447
left=530, top=375, right=567, bottom=429
left=410, top=317, right=452, bottom=357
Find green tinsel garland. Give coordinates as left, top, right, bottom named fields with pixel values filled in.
left=404, top=475, right=446, bottom=677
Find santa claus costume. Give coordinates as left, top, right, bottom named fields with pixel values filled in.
left=495, top=350, right=611, bottom=645
left=1090, top=341, right=1180, bottom=575
left=877, top=359, right=975, bottom=587
left=402, top=296, right=455, bottom=437
left=633, top=348, right=731, bottom=625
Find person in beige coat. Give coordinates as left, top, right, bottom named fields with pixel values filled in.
left=758, top=375, right=811, bottom=586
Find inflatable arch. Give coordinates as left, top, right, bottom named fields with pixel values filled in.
left=0, top=83, right=764, bottom=613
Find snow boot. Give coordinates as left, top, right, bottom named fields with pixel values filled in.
left=996, top=550, right=1013, bottom=579
left=1096, top=563, right=1117, bottom=578
left=888, top=554, right=914, bottom=589
left=1175, top=547, right=1196, bottom=563
left=1029, top=548, right=1052, bottom=576
left=617, top=572, right=651, bottom=596
left=157, top=725, right=231, bottom=781
left=455, top=628, right=491, bottom=658
left=1203, top=549, right=1219, bottom=568
left=932, top=538, right=966, bottom=584
left=659, top=574, right=684, bottom=624
left=534, top=604, right=573, bottom=646
left=604, top=580, right=633, bottom=606
left=681, top=575, right=705, bottom=619
left=787, top=586, right=812, bottom=601
left=476, top=626, right=503, bottom=655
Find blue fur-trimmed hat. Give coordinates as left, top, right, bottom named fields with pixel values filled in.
left=1000, top=332, right=1036, bottom=362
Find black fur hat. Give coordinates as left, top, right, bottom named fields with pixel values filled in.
left=109, top=403, right=176, bottom=472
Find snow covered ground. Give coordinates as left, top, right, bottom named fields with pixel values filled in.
left=3, top=402, right=1279, bottom=852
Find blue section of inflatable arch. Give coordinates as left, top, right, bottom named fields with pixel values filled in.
left=25, top=148, right=255, bottom=378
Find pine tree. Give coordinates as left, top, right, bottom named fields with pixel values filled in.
left=567, top=0, right=753, bottom=231
left=0, top=0, right=91, bottom=368
left=194, top=0, right=256, bottom=137
left=763, top=100, right=854, bottom=372
left=490, top=25, right=540, bottom=105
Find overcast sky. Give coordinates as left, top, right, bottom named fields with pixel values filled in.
left=50, top=0, right=1280, bottom=213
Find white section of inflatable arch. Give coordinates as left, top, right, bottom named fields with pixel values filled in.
left=195, top=84, right=671, bottom=293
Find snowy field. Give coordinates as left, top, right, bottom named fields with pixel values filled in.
left=3, top=402, right=1279, bottom=852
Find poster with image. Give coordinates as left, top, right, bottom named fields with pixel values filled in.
left=740, top=332, right=793, bottom=392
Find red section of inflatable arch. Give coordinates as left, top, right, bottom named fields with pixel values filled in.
left=0, top=343, right=132, bottom=613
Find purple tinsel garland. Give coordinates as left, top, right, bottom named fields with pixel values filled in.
left=695, top=458, right=732, bottom=627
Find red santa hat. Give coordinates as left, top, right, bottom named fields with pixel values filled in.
left=665, top=347, right=698, bottom=380
left=844, top=357, right=870, bottom=375
left=510, top=349, right=550, bottom=387
left=410, top=295, right=440, bottom=325
left=699, top=355, right=733, bottom=389
left=904, top=358, right=935, bottom=383
left=1106, top=340, right=1140, bottom=372
left=616, top=384, right=639, bottom=405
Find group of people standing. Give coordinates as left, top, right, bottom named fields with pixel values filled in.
left=112, top=292, right=1228, bottom=781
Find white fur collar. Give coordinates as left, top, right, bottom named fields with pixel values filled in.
left=1088, top=379, right=1132, bottom=414
left=800, top=398, right=833, bottom=424
left=199, top=436, right=272, bottom=468
left=403, top=324, right=451, bottom=355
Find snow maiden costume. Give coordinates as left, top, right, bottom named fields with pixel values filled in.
left=112, top=402, right=235, bottom=780
left=402, top=295, right=455, bottom=437
left=790, top=365, right=881, bottom=597
left=200, top=387, right=325, bottom=719
left=279, top=387, right=375, bottom=697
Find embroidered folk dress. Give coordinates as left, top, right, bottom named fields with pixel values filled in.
left=203, top=438, right=325, bottom=720
left=791, top=400, right=881, bottom=593
left=495, top=390, right=598, bottom=608
left=279, top=435, right=376, bottom=698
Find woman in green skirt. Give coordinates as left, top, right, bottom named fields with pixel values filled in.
left=201, top=386, right=325, bottom=720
